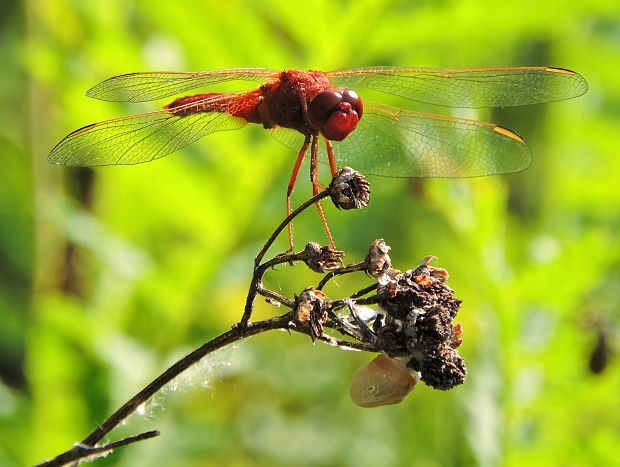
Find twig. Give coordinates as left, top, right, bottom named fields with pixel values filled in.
left=241, top=191, right=330, bottom=327
left=347, top=300, right=377, bottom=343
left=257, top=285, right=296, bottom=308
left=36, top=431, right=160, bottom=467
left=80, top=313, right=294, bottom=448
left=331, top=294, right=381, bottom=309
left=36, top=313, right=298, bottom=466
left=36, top=306, right=376, bottom=466
left=254, top=190, right=329, bottom=267
left=292, top=321, right=375, bottom=352
left=350, top=283, right=379, bottom=299
left=316, top=261, right=367, bottom=290
left=35, top=307, right=376, bottom=466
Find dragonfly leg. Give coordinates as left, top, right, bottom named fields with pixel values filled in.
left=311, top=134, right=336, bottom=249
left=286, top=134, right=311, bottom=252
left=324, top=138, right=339, bottom=176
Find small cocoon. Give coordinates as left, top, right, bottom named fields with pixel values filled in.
left=350, top=354, right=419, bottom=408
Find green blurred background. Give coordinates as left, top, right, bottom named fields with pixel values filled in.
left=1, top=0, right=619, bottom=465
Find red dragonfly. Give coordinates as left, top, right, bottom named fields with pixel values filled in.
left=48, top=66, right=587, bottom=249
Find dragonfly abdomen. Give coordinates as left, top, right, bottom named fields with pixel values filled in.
left=164, top=90, right=265, bottom=124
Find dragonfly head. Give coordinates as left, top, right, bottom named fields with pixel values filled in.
left=308, top=89, right=363, bottom=141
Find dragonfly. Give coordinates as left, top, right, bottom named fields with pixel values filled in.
left=48, top=66, right=587, bottom=249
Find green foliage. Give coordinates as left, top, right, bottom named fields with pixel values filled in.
left=1, top=0, right=619, bottom=465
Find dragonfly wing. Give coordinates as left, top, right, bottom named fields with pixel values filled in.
left=328, top=102, right=531, bottom=178
left=271, top=125, right=311, bottom=155
left=86, top=68, right=279, bottom=102
left=326, top=66, right=588, bottom=108
left=271, top=102, right=531, bottom=178
left=49, top=105, right=247, bottom=167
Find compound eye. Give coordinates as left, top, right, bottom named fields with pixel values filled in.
left=341, top=89, right=363, bottom=118
left=308, top=90, right=343, bottom=129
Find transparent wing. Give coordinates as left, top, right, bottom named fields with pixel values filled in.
left=48, top=100, right=247, bottom=167
left=86, top=68, right=279, bottom=102
left=325, top=66, right=588, bottom=108
left=272, top=101, right=531, bottom=178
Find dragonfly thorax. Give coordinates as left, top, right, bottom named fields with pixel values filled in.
left=255, top=70, right=361, bottom=140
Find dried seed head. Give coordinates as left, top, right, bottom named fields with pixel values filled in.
left=350, top=354, right=419, bottom=408
left=295, top=288, right=326, bottom=321
left=328, top=167, right=371, bottom=210
left=377, top=260, right=459, bottom=321
left=303, top=242, right=345, bottom=273
left=377, top=273, right=423, bottom=320
left=414, top=345, right=467, bottom=390
left=366, top=239, right=392, bottom=280
left=294, top=288, right=328, bottom=342
left=366, top=256, right=467, bottom=391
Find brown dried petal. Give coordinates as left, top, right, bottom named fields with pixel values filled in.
left=411, top=256, right=449, bottom=283
left=429, top=267, right=449, bottom=280
left=413, top=275, right=433, bottom=288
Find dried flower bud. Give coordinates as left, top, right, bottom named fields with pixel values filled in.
left=364, top=256, right=467, bottom=391
left=378, top=263, right=460, bottom=321
left=350, top=354, right=419, bottom=408
left=328, top=167, right=370, bottom=210
left=414, top=345, right=467, bottom=390
left=303, top=242, right=345, bottom=273
left=366, top=239, right=392, bottom=280
left=376, top=272, right=423, bottom=320
left=294, top=288, right=328, bottom=342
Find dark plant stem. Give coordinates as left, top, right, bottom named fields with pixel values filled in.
left=80, top=314, right=293, bottom=447
left=35, top=308, right=375, bottom=467
left=254, top=190, right=329, bottom=267
left=35, top=313, right=294, bottom=467
left=257, top=286, right=296, bottom=308
left=36, top=430, right=160, bottom=467
left=241, top=190, right=330, bottom=327
left=316, top=261, right=367, bottom=290
left=350, top=283, right=379, bottom=299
